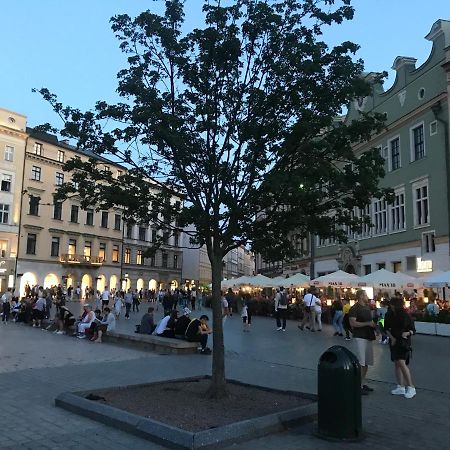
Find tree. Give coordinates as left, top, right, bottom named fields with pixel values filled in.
left=36, top=0, right=389, bottom=398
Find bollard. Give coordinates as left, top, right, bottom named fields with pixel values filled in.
left=317, top=345, right=363, bottom=441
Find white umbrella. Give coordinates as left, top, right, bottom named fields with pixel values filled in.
left=358, top=269, right=421, bottom=290
left=221, top=276, right=251, bottom=288
left=247, top=274, right=274, bottom=287
left=312, top=270, right=360, bottom=288
left=269, top=276, right=288, bottom=287
left=422, top=270, right=448, bottom=288
left=282, top=273, right=310, bottom=288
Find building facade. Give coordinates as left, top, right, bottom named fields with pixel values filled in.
left=0, top=108, right=27, bottom=292
left=258, top=19, right=450, bottom=279
left=16, top=128, right=124, bottom=296
left=0, top=108, right=183, bottom=296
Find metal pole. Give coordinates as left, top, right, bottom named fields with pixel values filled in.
left=310, top=233, right=315, bottom=279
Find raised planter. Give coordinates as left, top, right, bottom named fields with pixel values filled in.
left=414, top=321, right=450, bottom=336
left=55, top=377, right=317, bottom=450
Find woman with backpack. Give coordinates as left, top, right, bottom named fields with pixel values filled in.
left=274, top=287, right=288, bottom=331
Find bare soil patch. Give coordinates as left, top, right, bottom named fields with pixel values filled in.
left=92, top=378, right=314, bottom=432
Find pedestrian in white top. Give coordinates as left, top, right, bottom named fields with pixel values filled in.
left=114, top=295, right=122, bottom=319
left=315, top=295, right=324, bottom=331
left=93, top=307, right=116, bottom=343
left=298, top=288, right=320, bottom=332
left=101, top=288, right=110, bottom=311
left=77, top=305, right=95, bottom=338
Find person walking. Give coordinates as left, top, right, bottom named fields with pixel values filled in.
left=384, top=297, right=416, bottom=399
left=124, top=289, right=133, bottom=319
left=343, top=298, right=352, bottom=340
left=132, top=290, right=140, bottom=313
left=349, top=290, right=377, bottom=395
left=298, top=288, right=318, bottom=332
left=274, top=287, right=288, bottom=331
left=332, top=297, right=344, bottom=336
left=315, top=294, right=323, bottom=331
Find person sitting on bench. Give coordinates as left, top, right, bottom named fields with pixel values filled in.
left=92, top=307, right=116, bottom=343
left=174, top=307, right=191, bottom=338
left=139, top=307, right=156, bottom=335
left=185, top=314, right=212, bottom=354
left=155, top=310, right=178, bottom=338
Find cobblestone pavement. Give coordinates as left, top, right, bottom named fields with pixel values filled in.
left=1, top=303, right=449, bottom=449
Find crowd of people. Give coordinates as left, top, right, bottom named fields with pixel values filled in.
left=0, top=280, right=434, bottom=398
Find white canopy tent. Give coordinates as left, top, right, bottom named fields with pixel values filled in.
left=422, top=270, right=449, bottom=288
left=311, top=270, right=360, bottom=288
left=248, top=274, right=275, bottom=287
left=358, top=269, right=422, bottom=290
left=281, top=273, right=310, bottom=288
left=221, top=276, right=252, bottom=289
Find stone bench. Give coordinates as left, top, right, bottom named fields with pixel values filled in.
left=102, top=331, right=199, bottom=355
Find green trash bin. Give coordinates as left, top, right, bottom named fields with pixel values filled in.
left=317, top=345, right=363, bottom=440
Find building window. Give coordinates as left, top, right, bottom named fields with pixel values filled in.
left=373, top=199, right=387, bottom=234
left=389, top=137, right=400, bottom=171
left=99, top=243, right=106, bottom=262
left=70, top=205, right=79, bottom=223
left=0, top=240, right=7, bottom=258
left=26, top=233, right=37, bottom=255
left=358, top=205, right=372, bottom=238
left=124, top=248, right=131, bottom=264
left=53, top=201, right=62, bottom=220
left=139, top=227, right=146, bottom=241
left=112, top=245, right=119, bottom=263
left=162, top=253, right=168, bottom=268
left=173, top=254, right=178, bottom=269
left=411, top=124, right=425, bottom=161
left=57, top=150, right=65, bottom=162
left=363, top=264, right=371, bottom=275
left=422, top=231, right=436, bottom=254
left=413, top=181, right=429, bottom=226
left=392, top=261, right=402, bottom=273
left=4, top=145, right=14, bottom=162
left=84, top=241, right=92, bottom=258
left=116, top=169, right=123, bottom=179
left=101, top=211, right=108, bottom=228
left=31, top=166, right=41, bottom=181
left=406, top=256, right=417, bottom=271
left=163, top=231, right=169, bottom=245
left=29, top=195, right=40, bottom=216
left=33, top=142, right=43, bottom=155
left=151, top=229, right=157, bottom=242
left=114, top=214, right=121, bottom=230
left=377, top=262, right=385, bottom=270
left=103, top=165, right=110, bottom=173
left=390, top=190, right=405, bottom=232
left=0, top=204, right=9, bottom=224
left=137, top=250, right=143, bottom=265
left=1, top=174, right=12, bottom=192
left=174, top=232, right=180, bottom=247
left=51, top=237, right=60, bottom=257
left=68, top=239, right=77, bottom=255
left=55, top=172, right=64, bottom=186
left=126, top=224, right=133, bottom=239
left=85, top=208, right=94, bottom=226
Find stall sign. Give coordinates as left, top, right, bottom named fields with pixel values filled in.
left=379, top=282, right=397, bottom=288
left=416, top=258, right=432, bottom=273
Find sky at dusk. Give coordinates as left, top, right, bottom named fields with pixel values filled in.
left=1, top=0, right=448, bottom=128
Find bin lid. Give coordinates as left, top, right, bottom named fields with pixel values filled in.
left=318, top=345, right=360, bottom=371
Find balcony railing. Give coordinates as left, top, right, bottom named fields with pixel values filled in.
left=60, top=254, right=104, bottom=266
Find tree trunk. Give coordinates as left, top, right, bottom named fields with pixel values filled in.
left=207, top=252, right=228, bottom=399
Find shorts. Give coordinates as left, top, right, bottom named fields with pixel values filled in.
left=102, top=300, right=109, bottom=306
left=355, top=338, right=374, bottom=367
left=390, top=343, right=412, bottom=365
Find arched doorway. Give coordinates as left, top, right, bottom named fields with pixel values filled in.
left=137, top=278, right=144, bottom=291
left=170, top=280, right=178, bottom=290
left=149, top=279, right=158, bottom=291
left=44, top=273, right=59, bottom=289
left=19, top=272, right=38, bottom=297
left=96, top=274, right=106, bottom=292
left=65, top=274, right=75, bottom=289
left=110, top=275, right=118, bottom=291
left=345, top=264, right=356, bottom=274
left=122, top=278, right=131, bottom=291
left=81, top=274, right=92, bottom=296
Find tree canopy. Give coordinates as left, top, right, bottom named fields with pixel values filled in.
left=36, top=0, right=390, bottom=397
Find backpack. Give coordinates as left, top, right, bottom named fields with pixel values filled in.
left=278, top=292, right=287, bottom=306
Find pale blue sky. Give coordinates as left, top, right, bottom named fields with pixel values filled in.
left=1, top=0, right=448, bottom=127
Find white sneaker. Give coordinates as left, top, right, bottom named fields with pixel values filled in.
left=276, top=327, right=282, bottom=331
left=404, top=386, right=416, bottom=399
left=391, top=385, right=406, bottom=395
left=56, top=330, right=65, bottom=335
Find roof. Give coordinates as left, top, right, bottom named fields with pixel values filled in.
left=26, top=126, right=126, bottom=169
